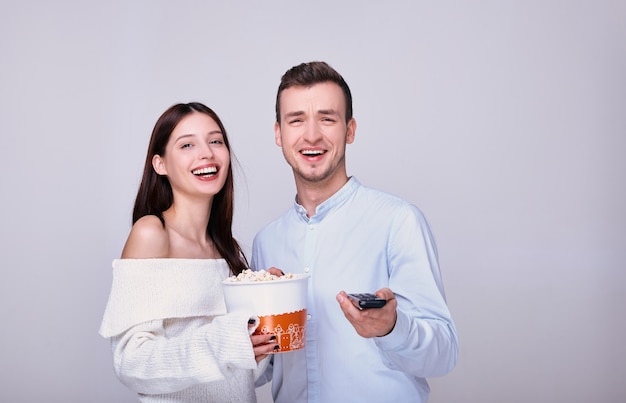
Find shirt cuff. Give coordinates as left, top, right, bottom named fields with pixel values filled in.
left=374, top=308, right=412, bottom=351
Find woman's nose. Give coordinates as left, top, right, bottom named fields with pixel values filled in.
left=198, top=143, right=214, bottom=159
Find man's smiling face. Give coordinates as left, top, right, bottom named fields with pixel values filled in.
left=275, top=81, right=355, bottom=186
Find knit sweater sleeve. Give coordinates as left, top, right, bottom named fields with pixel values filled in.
left=111, top=312, right=258, bottom=395
left=99, top=259, right=260, bottom=395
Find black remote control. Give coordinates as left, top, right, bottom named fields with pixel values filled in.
left=347, top=293, right=387, bottom=309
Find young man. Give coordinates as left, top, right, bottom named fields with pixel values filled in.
left=252, top=61, right=458, bottom=402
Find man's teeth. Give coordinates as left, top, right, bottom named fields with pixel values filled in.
left=302, top=150, right=324, bottom=156
left=192, top=167, right=217, bottom=175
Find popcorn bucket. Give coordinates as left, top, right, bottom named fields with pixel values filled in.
left=222, top=273, right=310, bottom=352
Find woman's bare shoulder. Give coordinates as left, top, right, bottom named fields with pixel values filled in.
left=120, top=215, right=169, bottom=258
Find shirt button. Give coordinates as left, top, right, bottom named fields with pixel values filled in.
left=308, top=225, right=315, bottom=230
left=304, top=267, right=310, bottom=273
left=306, top=314, right=312, bottom=320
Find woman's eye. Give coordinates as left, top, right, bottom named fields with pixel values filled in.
left=210, top=139, right=224, bottom=145
left=181, top=143, right=192, bottom=149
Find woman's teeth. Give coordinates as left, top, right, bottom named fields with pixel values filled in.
left=192, top=167, right=217, bottom=175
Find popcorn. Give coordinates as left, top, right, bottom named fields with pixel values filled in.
left=224, top=269, right=294, bottom=283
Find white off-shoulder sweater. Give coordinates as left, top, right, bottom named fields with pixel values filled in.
left=99, top=259, right=266, bottom=403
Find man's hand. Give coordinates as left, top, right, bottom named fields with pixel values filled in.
left=336, top=288, right=397, bottom=338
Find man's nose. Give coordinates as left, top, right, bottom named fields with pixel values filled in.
left=302, top=122, right=321, bottom=142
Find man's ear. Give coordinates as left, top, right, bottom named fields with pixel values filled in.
left=274, top=121, right=282, bottom=147
left=346, top=117, right=357, bottom=144
left=152, top=154, right=167, bottom=175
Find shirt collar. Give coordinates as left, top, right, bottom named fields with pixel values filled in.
left=293, top=176, right=361, bottom=223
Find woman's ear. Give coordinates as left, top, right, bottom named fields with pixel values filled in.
left=152, top=154, right=167, bottom=175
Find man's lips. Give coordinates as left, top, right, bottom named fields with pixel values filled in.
left=300, top=149, right=326, bottom=157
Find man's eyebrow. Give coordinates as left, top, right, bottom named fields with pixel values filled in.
left=284, top=109, right=339, bottom=118
left=284, top=111, right=305, bottom=119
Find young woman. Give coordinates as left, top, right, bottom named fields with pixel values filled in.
left=100, top=102, right=277, bottom=402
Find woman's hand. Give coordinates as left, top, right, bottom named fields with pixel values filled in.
left=247, top=267, right=283, bottom=362
left=250, top=333, right=279, bottom=362
left=266, top=267, right=284, bottom=276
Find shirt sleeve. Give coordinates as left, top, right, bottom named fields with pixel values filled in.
left=373, top=204, right=459, bottom=377
left=110, top=312, right=258, bottom=395
left=254, top=354, right=274, bottom=387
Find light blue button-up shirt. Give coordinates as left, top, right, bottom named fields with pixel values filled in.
left=252, top=177, right=458, bottom=403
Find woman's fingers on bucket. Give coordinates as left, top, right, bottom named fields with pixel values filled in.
left=251, top=333, right=278, bottom=348
left=266, top=267, right=285, bottom=276
left=251, top=333, right=279, bottom=361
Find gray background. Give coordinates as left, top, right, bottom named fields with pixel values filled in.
left=1, top=1, right=624, bottom=402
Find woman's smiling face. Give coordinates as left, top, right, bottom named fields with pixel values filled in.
left=153, top=112, right=230, bottom=199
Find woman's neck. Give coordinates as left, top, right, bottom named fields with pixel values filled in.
left=161, top=199, right=219, bottom=258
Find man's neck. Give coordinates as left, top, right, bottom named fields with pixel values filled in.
left=294, top=174, right=349, bottom=218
